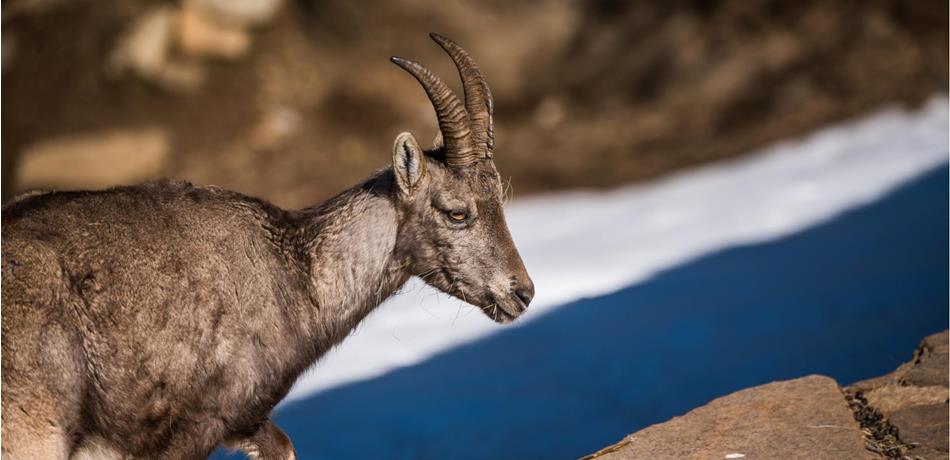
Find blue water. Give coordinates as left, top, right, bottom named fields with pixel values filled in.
left=217, top=165, right=949, bottom=460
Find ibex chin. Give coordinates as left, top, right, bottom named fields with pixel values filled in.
left=1, top=34, right=533, bottom=459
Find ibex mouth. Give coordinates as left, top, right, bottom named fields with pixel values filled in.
left=482, top=292, right=526, bottom=324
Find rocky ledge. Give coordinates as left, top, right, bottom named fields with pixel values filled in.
left=584, top=330, right=948, bottom=460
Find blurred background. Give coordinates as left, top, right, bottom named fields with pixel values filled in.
left=4, top=0, right=947, bottom=204
left=2, top=1, right=948, bottom=459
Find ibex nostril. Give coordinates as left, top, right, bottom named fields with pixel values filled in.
left=515, top=286, right=534, bottom=308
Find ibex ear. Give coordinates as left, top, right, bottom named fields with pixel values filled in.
left=393, top=132, right=427, bottom=194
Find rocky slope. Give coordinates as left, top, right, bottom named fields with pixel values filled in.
left=584, top=331, right=949, bottom=460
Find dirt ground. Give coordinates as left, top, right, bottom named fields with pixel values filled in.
left=3, top=0, right=947, bottom=208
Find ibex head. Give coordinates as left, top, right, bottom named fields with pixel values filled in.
left=390, top=33, right=533, bottom=323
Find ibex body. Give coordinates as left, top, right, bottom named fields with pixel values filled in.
left=1, top=34, right=533, bottom=459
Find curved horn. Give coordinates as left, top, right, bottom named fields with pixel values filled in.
left=390, top=56, right=477, bottom=168
left=429, top=33, right=494, bottom=158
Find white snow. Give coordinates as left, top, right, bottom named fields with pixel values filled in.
left=283, top=95, right=949, bottom=404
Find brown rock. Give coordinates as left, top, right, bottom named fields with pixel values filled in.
left=847, top=364, right=912, bottom=394
left=845, top=330, right=949, bottom=458
left=849, top=330, right=949, bottom=393
left=108, top=6, right=206, bottom=92
left=109, top=7, right=176, bottom=79
left=15, top=128, right=170, bottom=191
left=586, top=376, right=870, bottom=460
left=190, top=0, right=283, bottom=27
left=842, top=330, right=950, bottom=459
left=863, top=385, right=948, bottom=416
left=902, top=331, right=949, bottom=388
left=178, top=2, right=250, bottom=60
left=889, top=403, right=949, bottom=459
left=920, top=331, right=949, bottom=356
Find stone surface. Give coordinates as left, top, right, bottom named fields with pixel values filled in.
left=863, top=385, right=948, bottom=417
left=844, top=330, right=949, bottom=459
left=902, top=331, right=949, bottom=388
left=109, top=6, right=175, bottom=78
left=889, top=404, right=949, bottom=459
left=15, top=128, right=169, bottom=191
left=852, top=330, right=949, bottom=392
left=109, top=6, right=206, bottom=92
left=178, top=2, right=250, bottom=60
left=192, top=0, right=283, bottom=27
left=586, top=376, right=870, bottom=460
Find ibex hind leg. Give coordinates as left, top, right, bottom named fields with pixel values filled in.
left=1, top=399, right=72, bottom=460
left=224, top=419, right=297, bottom=460
left=70, top=436, right=125, bottom=460
left=1, top=325, right=84, bottom=459
left=3, top=243, right=87, bottom=459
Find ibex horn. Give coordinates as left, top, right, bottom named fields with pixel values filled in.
left=429, top=33, right=494, bottom=158
left=390, top=56, right=477, bottom=167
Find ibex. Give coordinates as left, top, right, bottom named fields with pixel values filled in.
left=1, top=34, right=533, bottom=459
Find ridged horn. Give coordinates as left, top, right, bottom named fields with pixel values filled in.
left=429, top=33, right=494, bottom=158
left=390, top=56, right=477, bottom=167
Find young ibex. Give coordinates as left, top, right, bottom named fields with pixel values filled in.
left=1, top=34, right=533, bottom=459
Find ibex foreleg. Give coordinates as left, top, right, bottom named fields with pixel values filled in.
left=224, top=419, right=296, bottom=460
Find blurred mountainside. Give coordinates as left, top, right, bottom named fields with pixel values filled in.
left=3, top=0, right=947, bottom=208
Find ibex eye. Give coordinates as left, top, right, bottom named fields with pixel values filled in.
left=448, top=211, right=468, bottom=222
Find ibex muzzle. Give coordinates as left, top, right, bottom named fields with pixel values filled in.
left=1, top=34, right=532, bottom=459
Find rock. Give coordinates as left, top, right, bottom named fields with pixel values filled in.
left=847, top=365, right=911, bottom=394
left=178, top=1, right=251, bottom=60
left=534, top=97, right=567, bottom=129
left=889, top=404, right=949, bottom=459
left=845, top=330, right=949, bottom=459
left=110, top=7, right=176, bottom=80
left=580, top=333, right=947, bottom=460
left=177, top=0, right=284, bottom=60
left=850, top=330, right=949, bottom=393
left=585, top=376, right=870, bottom=460
left=863, top=385, right=948, bottom=417
left=190, top=0, right=283, bottom=27
left=107, top=0, right=284, bottom=91
left=109, top=6, right=206, bottom=92
left=901, top=330, right=949, bottom=387
left=15, top=128, right=170, bottom=191
left=250, top=107, right=302, bottom=151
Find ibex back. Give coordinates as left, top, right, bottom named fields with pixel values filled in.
left=1, top=34, right=533, bottom=459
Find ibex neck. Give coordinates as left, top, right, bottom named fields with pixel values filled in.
left=297, top=170, right=410, bottom=347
